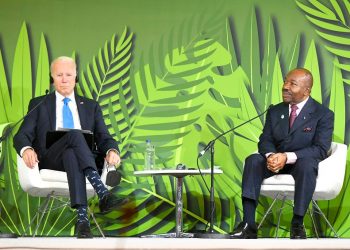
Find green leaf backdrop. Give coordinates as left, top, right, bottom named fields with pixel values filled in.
left=0, top=0, right=349, bottom=238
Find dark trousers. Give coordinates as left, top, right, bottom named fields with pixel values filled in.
left=242, top=153, right=319, bottom=216
left=40, top=130, right=97, bottom=208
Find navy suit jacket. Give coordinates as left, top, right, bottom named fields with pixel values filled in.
left=258, top=97, right=334, bottom=161
left=13, top=92, right=119, bottom=167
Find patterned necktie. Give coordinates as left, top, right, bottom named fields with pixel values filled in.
left=62, top=97, right=74, bottom=129
left=289, top=104, right=298, bottom=128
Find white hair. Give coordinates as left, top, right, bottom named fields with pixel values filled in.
left=50, top=56, right=77, bottom=75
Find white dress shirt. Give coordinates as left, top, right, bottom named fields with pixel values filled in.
left=55, top=91, right=82, bottom=130
left=266, top=97, right=309, bottom=165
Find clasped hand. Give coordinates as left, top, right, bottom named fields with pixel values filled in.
left=105, top=150, right=121, bottom=167
left=267, top=153, right=287, bottom=173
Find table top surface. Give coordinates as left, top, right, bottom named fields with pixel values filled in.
left=134, top=168, right=223, bottom=177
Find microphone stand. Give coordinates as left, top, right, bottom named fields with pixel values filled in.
left=0, top=91, right=48, bottom=238
left=195, top=105, right=273, bottom=238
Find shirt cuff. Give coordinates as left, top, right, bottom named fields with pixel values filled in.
left=285, top=152, right=297, bottom=164
left=106, top=148, right=119, bottom=156
left=265, top=152, right=274, bottom=158
left=20, top=146, right=33, bottom=157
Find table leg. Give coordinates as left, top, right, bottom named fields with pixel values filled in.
left=175, top=176, right=183, bottom=237
left=140, top=175, right=192, bottom=238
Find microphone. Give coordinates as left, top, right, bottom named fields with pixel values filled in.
left=106, top=170, right=122, bottom=187
left=198, top=104, right=274, bottom=157
left=0, top=90, right=49, bottom=147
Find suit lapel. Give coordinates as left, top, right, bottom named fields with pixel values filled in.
left=46, top=93, right=56, bottom=130
left=289, top=98, right=315, bottom=134
left=75, top=94, right=87, bottom=129
left=275, top=104, right=289, bottom=136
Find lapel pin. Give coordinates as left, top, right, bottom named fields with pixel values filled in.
left=80, top=101, right=84, bottom=104
left=303, top=116, right=306, bottom=120
left=281, top=115, right=284, bottom=119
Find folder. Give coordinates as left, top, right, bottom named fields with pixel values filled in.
left=46, top=128, right=94, bottom=150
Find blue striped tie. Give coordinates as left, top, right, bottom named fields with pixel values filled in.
left=63, top=97, right=74, bottom=129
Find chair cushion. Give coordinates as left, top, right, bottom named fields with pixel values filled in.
left=262, top=174, right=295, bottom=185
left=40, top=169, right=68, bottom=183
left=40, top=169, right=91, bottom=184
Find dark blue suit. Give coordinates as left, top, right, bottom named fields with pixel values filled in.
left=14, top=92, right=119, bottom=207
left=242, top=97, right=334, bottom=215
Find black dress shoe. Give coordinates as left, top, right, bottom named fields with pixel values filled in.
left=230, top=222, right=257, bottom=239
left=290, top=223, right=306, bottom=239
left=75, top=221, right=93, bottom=238
left=106, top=170, right=121, bottom=187
left=0, top=231, right=17, bottom=238
left=99, top=192, right=129, bottom=213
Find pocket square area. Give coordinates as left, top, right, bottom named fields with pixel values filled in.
left=303, top=127, right=312, bottom=132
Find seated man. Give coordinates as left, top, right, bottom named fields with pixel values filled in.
left=14, top=56, right=125, bottom=238
left=231, top=68, right=334, bottom=239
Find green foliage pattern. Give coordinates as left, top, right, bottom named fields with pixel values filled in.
left=0, top=1, right=349, bottom=238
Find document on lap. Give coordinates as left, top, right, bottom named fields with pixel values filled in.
left=46, top=128, right=94, bottom=150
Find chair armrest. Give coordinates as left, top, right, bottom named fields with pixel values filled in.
left=17, top=155, right=43, bottom=192
left=315, top=142, right=348, bottom=200
left=100, top=162, right=121, bottom=188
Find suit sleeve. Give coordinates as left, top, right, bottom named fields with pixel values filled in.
left=93, top=102, right=119, bottom=155
left=294, top=108, right=334, bottom=160
left=13, top=99, right=39, bottom=155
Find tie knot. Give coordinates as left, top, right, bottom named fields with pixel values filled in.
left=63, top=97, right=71, bottom=105
left=291, top=104, right=298, bottom=112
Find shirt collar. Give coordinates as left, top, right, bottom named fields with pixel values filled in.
left=290, top=96, right=309, bottom=111
left=55, top=91, right=75, bottom=102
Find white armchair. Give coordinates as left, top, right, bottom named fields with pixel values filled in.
left=258, top=142, right=348, bottom=238
left=17, top=155, right=116, bottom=237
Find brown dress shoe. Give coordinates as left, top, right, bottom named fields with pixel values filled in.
left=230, top=222, right=257, bottom=239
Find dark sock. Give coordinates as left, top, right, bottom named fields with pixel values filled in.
left=242, top=197, right=256, bottom=226
left=76, top=205, right=89, bottom=224
left=84, top=167, right=108, bottom=200
left=292, top=214, right=304, bottom=225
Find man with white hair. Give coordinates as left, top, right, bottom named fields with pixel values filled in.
left=14, top=56, right=125, bottom=238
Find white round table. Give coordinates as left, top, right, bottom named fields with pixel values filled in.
left=134, top=168, right=223, bottom=238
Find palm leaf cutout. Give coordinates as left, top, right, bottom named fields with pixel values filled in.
left=296, top=1, right=350, bottom=236
left=329, top=57, right=346, bottom=143
left=241, top=8, right=261, bottom=104
left=285, top=34, right=301, bottom=72
left=303, top=40, right=322, bottom=103
left=0, top=123, right=11, bottom=187
left=77, top=27, right=134, bottom=144
left=296, top=0, right=350, bottom=85
left=0, top=49, right=11, bottom=124
left=0, top=22, right=33, bottom=235
left=111, top=16, right=235, bottom=235
left=11, top=22, right=32, bottom=118
left=260, top=18, right=277, bottom=110
left=35, top=34, right=50, bottom=97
